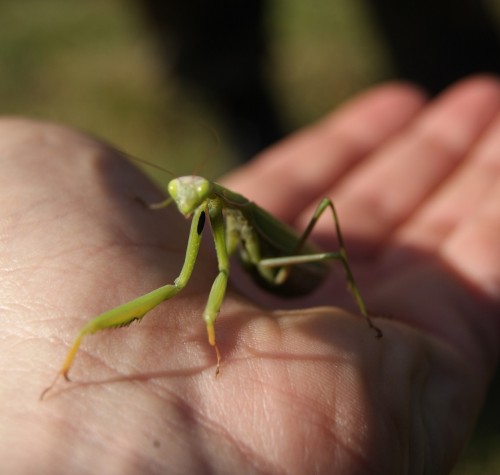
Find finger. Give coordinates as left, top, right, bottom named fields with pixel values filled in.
left=443, top=173, right=500, bottom=303
left=391, top=110, right=500, bottom=254
left=319, top=76, right=500, bottom=253
left=222, top=82, right=426, bottom=220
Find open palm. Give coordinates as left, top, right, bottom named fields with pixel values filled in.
left=0, top=76, right=499, bottom=474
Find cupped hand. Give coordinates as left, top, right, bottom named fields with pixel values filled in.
left=0, top=76, right=499, bottom=474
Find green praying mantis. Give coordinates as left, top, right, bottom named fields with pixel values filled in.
left=41, top=172, right=382, bottom=399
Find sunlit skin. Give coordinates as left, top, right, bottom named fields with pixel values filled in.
left=0, top=76, right=499, bottom=473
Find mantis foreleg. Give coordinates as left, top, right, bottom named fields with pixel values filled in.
left=203, top=198, right=230, bottom=374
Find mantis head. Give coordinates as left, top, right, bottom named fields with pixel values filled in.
left=168, top=176, right=213, bottom=216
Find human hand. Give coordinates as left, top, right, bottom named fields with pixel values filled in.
left=1, top=76, right=499, bottom=474
left=224, top=75, right=500, bottom=473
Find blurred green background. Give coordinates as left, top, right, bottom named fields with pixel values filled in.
left=0, top=1, right=498, bottom=472
left=0, top=0, right=393, bottom=178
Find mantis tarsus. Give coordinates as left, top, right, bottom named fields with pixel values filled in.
left=41, top=174, right=382, bottom=399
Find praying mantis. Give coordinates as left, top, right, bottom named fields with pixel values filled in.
left=41, top=173, right=382, bottom=399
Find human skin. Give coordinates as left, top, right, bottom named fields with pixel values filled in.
left=0, top=76, right=499, bottom=474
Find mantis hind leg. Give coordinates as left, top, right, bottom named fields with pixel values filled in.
left=260, top=198, right=382, bottom=338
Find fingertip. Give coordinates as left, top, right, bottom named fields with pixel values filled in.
left=444, top=74, right=500, bottom=96
left=335, top=81, right=428, bottom=119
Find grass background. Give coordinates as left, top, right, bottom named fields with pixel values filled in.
left=0, top=1, right=498, bottom=472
